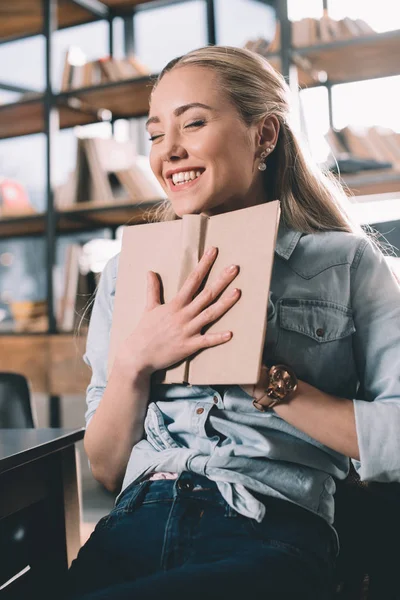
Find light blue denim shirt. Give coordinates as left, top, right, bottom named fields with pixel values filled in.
left=83, top=217, right=400, bottom=539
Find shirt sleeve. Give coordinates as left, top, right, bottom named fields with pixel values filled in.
left=351, top=238, right=400, bottom=482
left=83, top=254, right=119, bottom=428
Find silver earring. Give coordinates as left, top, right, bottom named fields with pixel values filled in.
left=258, top=147, right=272, bottom=172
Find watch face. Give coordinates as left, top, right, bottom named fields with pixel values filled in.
left=268, top=365, right=297, bottom=401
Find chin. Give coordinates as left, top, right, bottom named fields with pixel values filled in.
left=170, top=198, right=208, bottom=218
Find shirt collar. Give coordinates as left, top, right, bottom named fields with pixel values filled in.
left=275, top=218, right=303, bottom=261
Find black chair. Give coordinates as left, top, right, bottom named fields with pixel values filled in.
left=0, top=371, right=36, bottom=428
left=334, top=464, right=400, bottom=599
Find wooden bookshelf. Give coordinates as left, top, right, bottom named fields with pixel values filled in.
left=57, top=199, right=159, bottom=230
left=0, top=76, right=154, bottom=140
left=100, top=0, right=155, bottom=7
left=0, top=96, right=102, bottom=140
left=343, top=170, right=400, bottom=196
left=0, top=0, right=97, bottom=43
left=294, top=30, right=400, bottom=86
left=0, top=1, right=160, bottom=44
left=0, top=200, right=161, bottom=238
left=59, top=75, right=154, bottom=120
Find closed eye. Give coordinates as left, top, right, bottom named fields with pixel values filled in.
left=148, top=119, right=206, bottom=142
left=185, top=119, right=205, bottom=128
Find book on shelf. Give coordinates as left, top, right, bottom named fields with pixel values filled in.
left=291, top=14, right=375, bottom=47
left=61, top=47, right=150, bottom=91
left=0, top=177, right=35, bottom=217
left=57, top=243, right=95, bottom=332
left=57, top=239, right=121, bottom=332
left=325, top=126, right=400, bottom=173
left=244, top=37, right=321, bottom=85
left=55, top=136, right=164, bottom=209
left=108, top=200, right=281, bottom=385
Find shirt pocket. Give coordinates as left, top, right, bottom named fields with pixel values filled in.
left=275, top=298, right=356, bottom=391
left=144, top=402, right=182, bottom=452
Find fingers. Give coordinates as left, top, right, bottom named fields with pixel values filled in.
left=187, top=286, right=241, bottom=335
left=188, top=330, right=233, bottom=354
left=175, top=246, right=218, bottom=308
left=188, top=262, right=239, bottom=318
left=145, top=271, right=161, bottom=311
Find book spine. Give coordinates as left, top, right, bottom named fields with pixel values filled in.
left=163, top=214, right=209, bottom=384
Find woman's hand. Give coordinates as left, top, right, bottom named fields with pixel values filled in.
left=115, top=246, right=241, bottom=378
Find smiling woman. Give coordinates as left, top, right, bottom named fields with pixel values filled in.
left=65, top=45, right=400, bottom=600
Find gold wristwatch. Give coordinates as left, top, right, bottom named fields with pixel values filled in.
left=248, top=364, right=298, bottom=411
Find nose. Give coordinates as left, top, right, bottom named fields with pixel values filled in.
left=161, top=132, right=188, bottom=163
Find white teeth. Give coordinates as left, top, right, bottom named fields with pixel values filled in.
left=171, top=170, right=203, bottom=185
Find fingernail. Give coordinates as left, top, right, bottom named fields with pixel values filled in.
left=206, top=246, right=217, bottom=256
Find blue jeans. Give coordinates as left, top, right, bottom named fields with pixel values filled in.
left=66, top=473, right=337, bottom=599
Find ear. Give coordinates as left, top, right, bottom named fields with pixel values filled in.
left=255, top=115, right=280, bottom=152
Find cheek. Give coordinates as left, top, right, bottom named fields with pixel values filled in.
left=149, top=151, right=162, bottom=181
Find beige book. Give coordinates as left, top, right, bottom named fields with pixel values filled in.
left=108, top=200, right=281, bottom=385
left=61, top=49, right=73, bottom=91
left=324, top=129, right=348, bottom=157
left=341, top=126, right=379, bottom=160
left=308, top=18, right=318, bottom=45
left=367, top=128, right=399, bottom=168
left=382, top=131, right=400, bottom=165
left=126, top=55, right=150, bottom=76
left=268, top=22, right=280, bottom=53
left=292, top=19, right=313, bottom=47
left=355, top=19, right=375, bottom=35
left=114, top=169, right=141, bottom=201
left=83, top=138, right=137, bottom=203
left=319, top=13, right=332, bottom=43
left=60, top=244, right=82, bottom=331
left=98, top=57, right=119, bottom=82
left=115, top=58, right=140, bottom=79
left=338, top=17, right=360, bottom=38
left=327, top=18, right=342, bottom=39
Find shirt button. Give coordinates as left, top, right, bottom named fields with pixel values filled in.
left=316, top=328, right=324, bottom=337
left=196, top=407, right=204, bottom=415
left=213, top=396, right=219, bottom=404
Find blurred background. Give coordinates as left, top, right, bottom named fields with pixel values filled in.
left=0, top=0, right=399, bottom=540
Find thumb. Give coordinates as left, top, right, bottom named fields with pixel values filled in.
left=145, top=271, right=161, bottom=311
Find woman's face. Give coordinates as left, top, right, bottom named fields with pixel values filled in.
left=147, top=66, right=267, bottom=218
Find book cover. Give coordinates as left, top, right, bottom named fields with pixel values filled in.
left=108, top=200, right=281, bottom=385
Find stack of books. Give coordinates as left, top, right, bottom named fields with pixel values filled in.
left=61, top=48, right=150, bottom=91
left=325, top=126, right=400, bottom=173
left=292, top=13, right=375, bottom=47
left=55, top=137, right=164, bottom=208
left=244, top=13, right=375, bottom=59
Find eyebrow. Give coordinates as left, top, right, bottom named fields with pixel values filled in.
left=145, top=103, right=214, bottom=130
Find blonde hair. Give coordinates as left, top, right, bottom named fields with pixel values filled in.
left=145, top=45, right=385, bottom=248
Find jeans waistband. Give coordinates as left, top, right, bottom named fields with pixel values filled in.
left=119, top=473, right=328, bottom=526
